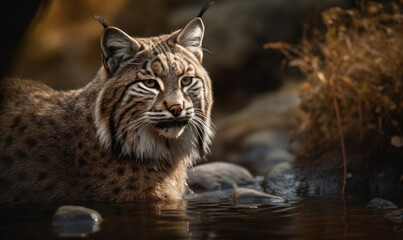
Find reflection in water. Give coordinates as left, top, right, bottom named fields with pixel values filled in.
left=53, top=222, right=101, bottom=238
left=0, top=196, right=402, bottom=239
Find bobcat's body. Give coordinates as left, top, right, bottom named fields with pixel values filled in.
left=0, top=17, right=213, bottom=203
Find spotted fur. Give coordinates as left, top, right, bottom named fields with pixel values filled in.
left=0, top=17, right=214, bottom=203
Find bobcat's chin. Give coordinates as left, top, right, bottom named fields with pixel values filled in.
left=157, top=126, right=186, bottom=139
left=154, top=119, right=189, bottom=139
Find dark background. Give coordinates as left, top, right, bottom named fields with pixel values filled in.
left=2, top=0, right=370, bottom=169
left=3, top=0, right=354, bottom=114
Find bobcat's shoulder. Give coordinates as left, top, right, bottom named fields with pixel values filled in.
left=0, top=17, right=214, bottom=203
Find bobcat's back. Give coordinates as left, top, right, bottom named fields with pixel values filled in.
left=0, top=17, right=214, bottom=203
left=0, top=78, right=79, bottom=202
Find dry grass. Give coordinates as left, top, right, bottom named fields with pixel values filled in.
left=265, top=2, right=403, bottom=163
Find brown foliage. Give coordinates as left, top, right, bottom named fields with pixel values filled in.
left=265, top=2, right=403, bottom=162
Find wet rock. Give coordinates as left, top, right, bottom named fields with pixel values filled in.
left=185, top=176, right=263, bottom=200
left=384, top=209, right=403, bottom=223
left=300, top=173, right=344, bottom=195
left=262, top=162, right=300, bottom=196
left=294, top=148, right=403, bottom=196
left=52, top=205, right=102, bottom=237
left=262, top=161, right=349, bottom=196
left=185, top=188, right=237, bottom=200
left=229, top=188, right=286, bottom=205
left=367, top=198, right=398, bottom=209
left=53, top=205, right=102, bottom=224
left=187, top=162, right=254, bottom=192
left=265, top=162, right=294, bottom=178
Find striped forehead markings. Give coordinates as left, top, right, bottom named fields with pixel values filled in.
left=141, top=60, right=152, bottom=76
left=137, top=43, right=200, bottom=84
left=152, top=41, right=178, bottom=70
left=151, top=58, right=167, bottom=77
left=140, top=54, right=194, bottom=75
left=160, top=41, right=174, bottom=54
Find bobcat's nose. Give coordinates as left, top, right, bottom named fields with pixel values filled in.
left=168, top=104, right=183, bottom=117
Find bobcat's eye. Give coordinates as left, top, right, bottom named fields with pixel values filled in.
left=143, top=79, right=159, bottom=89
left=181, top=77, right=193, bottom=87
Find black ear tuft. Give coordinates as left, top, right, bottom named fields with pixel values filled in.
left=197, top=1, right=214, bottom=18
left=95, top=15, right=108, bottom=29
left=100, top=27, right=140, bottom=74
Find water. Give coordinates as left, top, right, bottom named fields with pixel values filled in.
left=1, top=195, right=402, bottom=239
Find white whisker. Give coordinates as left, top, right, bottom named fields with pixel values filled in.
left=119, top=115, right=149, bottom=137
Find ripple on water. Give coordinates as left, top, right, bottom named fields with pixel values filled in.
left=0, top=195, right=402, bottom=239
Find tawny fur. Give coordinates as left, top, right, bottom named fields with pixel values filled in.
left=0, top=18, right=213, bottom=203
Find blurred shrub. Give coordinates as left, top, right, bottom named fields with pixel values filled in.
left=9, top=0, right=351, bottom=114
left=265, top=1, right=403, bottom=162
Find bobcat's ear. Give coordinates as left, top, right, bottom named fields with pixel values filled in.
left=175, top=17, right=205, bottom=62
left=101, top=27, right=140, bottom=74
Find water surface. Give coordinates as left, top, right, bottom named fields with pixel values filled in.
left=1, top=195, right=402, bottom=239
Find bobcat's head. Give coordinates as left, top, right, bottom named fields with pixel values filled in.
left=94, top=18, right=214, bottom=162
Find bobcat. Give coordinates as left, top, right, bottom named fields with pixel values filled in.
left=0, top=16, right=214, bottom=203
